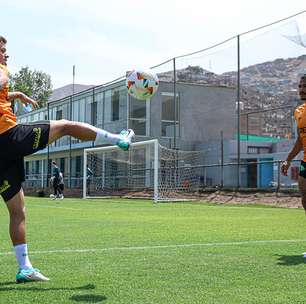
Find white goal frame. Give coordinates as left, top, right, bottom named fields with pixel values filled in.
left=83, top=139, right=159, bottom=202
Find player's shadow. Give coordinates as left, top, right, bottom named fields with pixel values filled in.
left=70, top=294, right=107, bottom=302
left=0, top=282, right=107, bottom=302
left=276, top=255, right=306, bottom=266
left=0, top=282, right=97, bottom=292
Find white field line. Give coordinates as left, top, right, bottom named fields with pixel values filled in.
left=1, top=239, right=305, bottom=256
left=29, top=204, right=83, bottom=211
left=28, top=203, right=300, bottom=212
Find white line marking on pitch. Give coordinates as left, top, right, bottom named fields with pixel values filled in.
left=29, top=205, right=83, bottom=211
left=0, top=239, right=305, bottom=256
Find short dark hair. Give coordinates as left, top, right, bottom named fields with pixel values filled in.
left=52, top=161, right=57, bottom=165
left=301, top=74, right=306, bottom=81
left=0, top=36, right=7, bottom=44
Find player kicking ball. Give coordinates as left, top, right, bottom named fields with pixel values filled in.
left=0, top=36, right=135, bottom=283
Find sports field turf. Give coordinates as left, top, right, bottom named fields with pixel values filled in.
left=0, top=197, right=305, bottom=303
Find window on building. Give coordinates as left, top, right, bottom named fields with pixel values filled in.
left=96, top=92, right=104, bottom=128
left=75, top=156, right=82, bottom=178
left=56, top=109, right=63, bottom=120
left=91, top=100, right=97, bottom=126
left=60, top=158, right=65, bottom=174
left=247, top=146, right=271, bottom=154
left=161, top=93, right=179, bottom=137
left=129, top=96, right=148, bottom=136
left=112, top=90, right=119, bottom=121
left=104, top=90, right=112, bottom=124
left=104, top=86, right=126, bottom=126
left=85, top=96, right=93, bottom=124
left=79, top=99, right=86, bottom=122
left=62, top=103, right=69, bottom=119
left=72, top=100, right=79, bottom=121
left=35, top=160, right=40, bottom=174
left=25, top=161, right=29, bottom=176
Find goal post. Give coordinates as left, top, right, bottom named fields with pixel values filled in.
left=83, top=139, right=159, bottom=201
left=83, top=139, right=205, bottom=202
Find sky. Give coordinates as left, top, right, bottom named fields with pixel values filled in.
left=1, top=0, right=306, bottom=89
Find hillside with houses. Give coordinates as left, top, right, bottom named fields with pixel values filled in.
left=159, top=55, right=306, bottom=138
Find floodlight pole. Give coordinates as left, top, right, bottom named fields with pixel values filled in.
left=237, top=35, right=241, bottom=189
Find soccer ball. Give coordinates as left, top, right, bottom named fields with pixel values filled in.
left=126, top=69, right=159, bottom=100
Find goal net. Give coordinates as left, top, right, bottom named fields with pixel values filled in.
left=83, top=139, right=204, bottom=202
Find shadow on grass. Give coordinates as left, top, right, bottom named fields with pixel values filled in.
left=70, top=294, right=107, bottom=302
left=0, top=282, right=107, bottom=302
left=276, top=255, right=306, bottom=265
left=0, top=282, right=96, bottom=292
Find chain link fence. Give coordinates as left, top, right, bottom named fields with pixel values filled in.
left=21, top=10, right=306, bottom=195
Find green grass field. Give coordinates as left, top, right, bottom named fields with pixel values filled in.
left=0, top=197, right=305, bottom=304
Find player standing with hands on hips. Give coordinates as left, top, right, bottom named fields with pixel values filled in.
left=281, top=74, right=306, bottom=258
left=0, top=35, right=135, bottom=283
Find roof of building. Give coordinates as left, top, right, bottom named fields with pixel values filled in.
left=48, top=84, right=94, bottom=103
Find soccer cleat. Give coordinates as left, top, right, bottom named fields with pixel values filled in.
left=116, top=129, right=135, bottom=151
left=16, top=268, right=50, bottom=283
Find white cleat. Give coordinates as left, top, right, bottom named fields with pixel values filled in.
left=117, top=129, right=135, bottom=151
left=16, top=268, right=50, bottom=283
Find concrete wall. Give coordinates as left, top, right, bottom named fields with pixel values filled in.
left=151, top=81, right=236, bottom=149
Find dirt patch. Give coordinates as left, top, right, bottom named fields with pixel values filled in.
left=24, top=188, right=303, bottom=209
left=197, top=191, right=302, bottom=209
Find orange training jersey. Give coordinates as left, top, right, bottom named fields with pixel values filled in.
left=294, top=103, right=306, bottom=162
left=0, top=64, right=17, bottom=135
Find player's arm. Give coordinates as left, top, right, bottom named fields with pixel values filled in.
left=281, top=132, right=303, bottom=176
left=0, top=68, right=8, bottom=89
left=8, top=91, right=39, bottom=109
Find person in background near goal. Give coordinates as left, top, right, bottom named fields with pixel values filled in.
left=50, top=161, right=64, bottom=200
left=0, top=36, right=135, bottom=283
left=281, top=74, right=306, bottom=258
left=86, top=165, right=93, bottom=195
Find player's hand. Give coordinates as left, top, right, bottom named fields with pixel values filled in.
left=281, top=160, right=290, bottom=176
left=20, top=93, right=39, bottom=109
left=27, top=98, right=39, bottom=109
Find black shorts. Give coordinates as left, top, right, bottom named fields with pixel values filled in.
left=299, top=161, right=306, bottom=179
left=0, top=121, right=50, bottom=202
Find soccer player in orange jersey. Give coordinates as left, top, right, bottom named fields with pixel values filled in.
left=0, top=36, right=134, bottom=283
left=281, top=74, right=306, bottom=257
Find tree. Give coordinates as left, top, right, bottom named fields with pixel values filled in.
left=186, top=65, right=205, bottom=75
left=10, top=66, right=52, bottom=108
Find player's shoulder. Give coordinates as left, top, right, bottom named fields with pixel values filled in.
left=294, top=103, right=306, bottom=116
left=0, top=64, right=8, bottom=73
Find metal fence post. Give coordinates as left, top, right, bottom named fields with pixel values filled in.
left=236, top=34, right=241, bottom=189
left=277, top=160, right=281, bottom=192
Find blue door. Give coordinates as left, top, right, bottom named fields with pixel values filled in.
left=259, top=158, right=273, bottom=188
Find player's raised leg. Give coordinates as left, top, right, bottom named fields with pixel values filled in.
left=48, top=119, right=135, bottom=151
left=5, top=189, right=49, bottom=283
